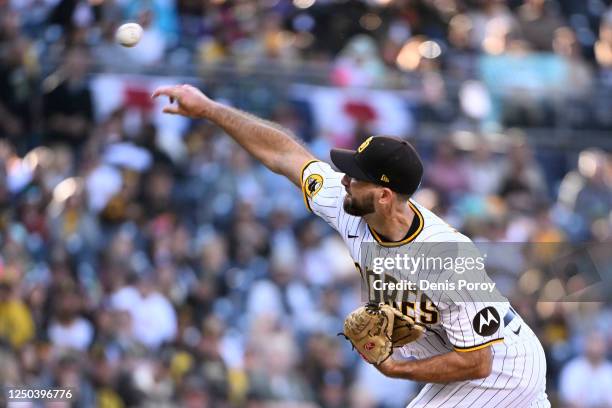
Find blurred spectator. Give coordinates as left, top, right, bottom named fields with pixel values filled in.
left=557, top=148, right=612, bottom=237
left=47, top=177, right=101, bottom=264
left=0, top=9, right=38, bottom=151
left=43, top=47, right=93, bottom=148
left=553, top=27, right=592, bottom=98
left=332, top=35, right=388, bottom=87
left=464, top=139, right=503, bottom=196
left=50, top=353, right=97, bottom=406
left=445, top=14, right=479, bottom=80
left=572, top=149, right=612, bottom=225
left=426, top=139, right=469, bottom=200
left=48, top=286, right=94, bottom=351
left=498, top=136, right=547, bottom=209
left=516, top=0, right=565, bottom=51
left=595, top=10, right=612, bottom=71
left=469, top=0, right=517, bottom=51
left=553, top=26, right=594, bottom=128
left=110, top=273, right=178, bottom=349
left=0, top=279, right=35, bottom=349
left=246, top=251, right=315, bottom=333
left=559, top=332, right=612, bottom=408
left=247, top=328, right=315, bottom=403
left=303, top=334, right=351, bottom=408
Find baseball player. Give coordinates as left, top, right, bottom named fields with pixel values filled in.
left=152, top=84, right=550, bottom=408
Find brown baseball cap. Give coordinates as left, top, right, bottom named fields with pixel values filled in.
left=330, top=136, right=423, bottom=196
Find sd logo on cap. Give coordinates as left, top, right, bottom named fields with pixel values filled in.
left=331, top=136, right=423, bottom=197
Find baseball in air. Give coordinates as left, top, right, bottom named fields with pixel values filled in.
left=115, top=23, right=143, bottom=47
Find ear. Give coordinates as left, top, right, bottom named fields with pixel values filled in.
left=377, top=188, right=394, bottom=205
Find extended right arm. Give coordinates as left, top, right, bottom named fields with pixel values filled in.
left=153, top=84, right=315, bottom=187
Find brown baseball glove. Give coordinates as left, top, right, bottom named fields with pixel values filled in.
left=341, top=303, right=425, bottom=365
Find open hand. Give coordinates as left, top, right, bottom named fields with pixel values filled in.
left=152, top=84, right=218, bottom=119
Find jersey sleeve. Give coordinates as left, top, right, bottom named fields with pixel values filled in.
left=301, top=160, right=345, bottom=231
left=416, top=239, right=508, bottom=352
left=438, top=299, right=507, bottom=352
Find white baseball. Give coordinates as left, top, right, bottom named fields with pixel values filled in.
left=115, top=23, right=143, bottom=47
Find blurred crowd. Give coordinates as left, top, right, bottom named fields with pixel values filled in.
left=0, top=106, right=611, bottom=408
left=1, top=0, right=612, bottom=407
left=3, top=0, right=612, bottom=134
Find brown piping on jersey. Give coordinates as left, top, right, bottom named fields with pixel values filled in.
left=301, top=162, right=425, bottom=247
left=453, top=338, right=504, bottom=352
left=367, top=201, right=424, bottom=247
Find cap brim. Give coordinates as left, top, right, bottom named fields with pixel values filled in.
left=330, top=148, right=372, bottom=182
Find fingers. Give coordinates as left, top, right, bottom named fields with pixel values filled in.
left=162, top=105, right=181, bottom=115
left=154, top=85, right=183, bottom=115
left=152, top=85, right=182, bottom=99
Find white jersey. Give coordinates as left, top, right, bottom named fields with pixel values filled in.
left=301, top=160, right=550, bottom=408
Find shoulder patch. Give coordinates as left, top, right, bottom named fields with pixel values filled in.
left=304, top=174, right=323, bottom=198
left=472, top=307, right=501, bottom=337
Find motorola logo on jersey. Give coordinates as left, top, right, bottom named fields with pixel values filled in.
left=473, top=307, right=501, bottom=336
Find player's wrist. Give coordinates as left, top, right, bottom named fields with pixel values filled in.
left=375, top=358, right=402, bottom=378
left=196, top=99, right=220, bottom=120
left=388, top=359, right=416, bottom=380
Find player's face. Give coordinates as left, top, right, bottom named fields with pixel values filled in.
left=341, top=175, right=377, bottom=216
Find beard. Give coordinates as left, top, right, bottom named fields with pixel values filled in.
left=343, top=193, right=375, bottom=216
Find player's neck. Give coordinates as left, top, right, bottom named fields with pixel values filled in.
left=365, top=201, right=415, bottom=242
